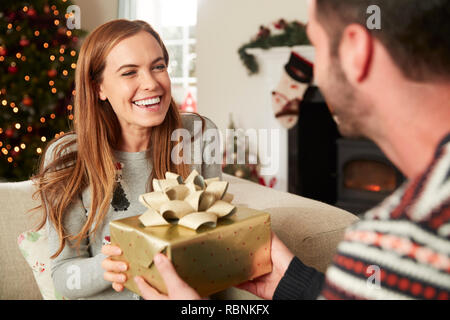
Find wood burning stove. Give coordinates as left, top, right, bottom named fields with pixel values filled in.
left=336, top=138, right=405, bottom=214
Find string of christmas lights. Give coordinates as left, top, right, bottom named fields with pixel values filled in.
left=0, top=0, right=86, bottom=181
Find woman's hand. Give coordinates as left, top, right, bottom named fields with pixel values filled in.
left=101, top=245, right=128, bottom=292
left=236, top=232, right=294, bottom=300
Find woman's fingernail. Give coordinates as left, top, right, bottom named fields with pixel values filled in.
left=120, top=264, right=127, bottom=271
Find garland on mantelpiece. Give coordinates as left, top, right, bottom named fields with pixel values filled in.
left=238, top=19, right=310, bottom=75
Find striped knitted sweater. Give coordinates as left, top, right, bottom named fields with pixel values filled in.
left=274, top=134, right=450, bottom=300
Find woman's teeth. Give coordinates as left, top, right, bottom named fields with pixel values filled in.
left=133, top=96, right=161, bottom=107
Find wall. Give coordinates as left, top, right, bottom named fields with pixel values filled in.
left=73, top=0, right=119, bottom=32
left=196, top=0, right=309, bottom=190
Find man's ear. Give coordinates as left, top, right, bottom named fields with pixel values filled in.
left=339, top=23, right=373, bottom=84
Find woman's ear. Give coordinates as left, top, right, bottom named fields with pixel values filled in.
left=98, top=83, right=107, bottom=101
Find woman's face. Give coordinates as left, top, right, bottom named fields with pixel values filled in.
left=98, top=31, right=171, bottom=132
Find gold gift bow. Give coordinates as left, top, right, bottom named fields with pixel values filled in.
left=138, top=170, right=235, bottom=230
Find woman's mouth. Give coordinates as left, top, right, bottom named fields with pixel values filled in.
left=132, top=96, right=162, bottom=111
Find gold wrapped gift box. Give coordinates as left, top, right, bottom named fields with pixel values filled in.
left=109, top=170, right=272, bottom=297
left=110, top=207, right=272, bottom=297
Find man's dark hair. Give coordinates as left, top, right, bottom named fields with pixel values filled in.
left=315, top=0, right=450, bottom=82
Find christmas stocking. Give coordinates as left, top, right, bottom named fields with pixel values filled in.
left=272, top=52, right=313, bottom=129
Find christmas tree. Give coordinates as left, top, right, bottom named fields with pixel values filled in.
left=0, top=0, right=86, bottom=181
left=222, top=114, right=262, bottom=184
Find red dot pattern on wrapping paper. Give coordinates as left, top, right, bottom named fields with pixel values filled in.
left=249, top=252, right=253, bottom=256
left=291, top=84, right=299, bottom=89
left=218, top=235, right=222, bottom=239
left=219, top=264, right=223, bottom=268
left=249, top=226, right=252, bottom=230
left=226, top=248, right=230, bottom=251
left=183, top=247, right=187, bottom=251
left=192, top=258, right=196, bottom=262
left=210, top=252, right=214, bottom=256
left=202, top=270, right=206, bottom=273
left=129, top=243, right=132, bottom=247
left=242, top=242, right=246, bottom=246
left=227, top=274, right=231, bottom=278
left=257, top=237, right=260, bottom=240
left=235, top=258, right=239, bottom=262
left=201, top=241, right=205, bottom=245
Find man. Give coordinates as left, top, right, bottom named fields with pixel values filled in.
left=104, top=0, right=450, bottom=299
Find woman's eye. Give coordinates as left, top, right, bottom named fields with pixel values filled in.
left=122, top=71, right=136, bottom=76
left=153, top=64, right=166, bottom=71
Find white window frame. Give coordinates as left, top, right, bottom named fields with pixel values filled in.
left=118, top=0, right=197, bottom=90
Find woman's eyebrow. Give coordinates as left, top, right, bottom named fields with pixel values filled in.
left=116, top=57, right=165, bottom=73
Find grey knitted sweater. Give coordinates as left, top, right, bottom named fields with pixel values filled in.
left=45, top=114, right=222, bottom=300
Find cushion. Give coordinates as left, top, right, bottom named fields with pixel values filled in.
left=0, top=180, right=43, bottom=299
left=17, top=228, right=66, bottom=300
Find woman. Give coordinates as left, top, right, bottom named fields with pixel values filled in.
left=31, top=19, right=221, bottom=300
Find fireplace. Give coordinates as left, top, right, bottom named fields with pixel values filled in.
left=288, top=86, right=405, bottom=215
left=336, top=138, right=405, bottom=214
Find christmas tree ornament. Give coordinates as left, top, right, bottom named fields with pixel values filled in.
left=271, top=51, right=313, bottom=129
left=22, top=96, right=33, bottom=106
left=47, top=69, right=57, bottom=77
left=27, top=8, right=37, bottom=17
left=57, top=27, right=67, bottom=35
left=8, top=63, right=18, bottom=74
left=19, top=37, right=29, bottom=47
left=8, top=12, right=16, bottom=22
left=5, top=128, right=14, bottom=138
left=0, top=46, right=6, bottom=56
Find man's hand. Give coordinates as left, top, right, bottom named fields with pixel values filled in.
left=236, top=232, right=294, bottom=300
left=134, top=253, right=202, bottom=300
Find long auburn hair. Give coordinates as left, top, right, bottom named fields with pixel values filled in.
left=31, top=20, right=195, bottom=258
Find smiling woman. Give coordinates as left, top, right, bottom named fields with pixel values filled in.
left=29, top=19, right=222, bottom=300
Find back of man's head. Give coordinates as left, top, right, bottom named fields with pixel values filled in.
left=315, top=0, right=450, bottom=82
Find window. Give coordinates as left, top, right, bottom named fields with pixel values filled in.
left=133, top=0, right=198, bottom=107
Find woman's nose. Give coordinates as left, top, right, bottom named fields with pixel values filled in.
left=141, top=71, right=160, bottom=91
